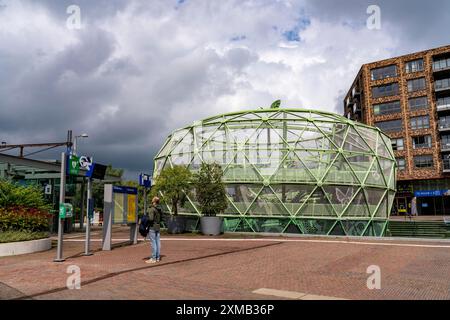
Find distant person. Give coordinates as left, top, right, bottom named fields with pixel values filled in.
left=146, top=197, right=162, bottom=264
left=410, top=197, right=418, bottom=219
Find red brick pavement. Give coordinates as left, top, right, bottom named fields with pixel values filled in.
left=0, top=229, right=449, bottom=300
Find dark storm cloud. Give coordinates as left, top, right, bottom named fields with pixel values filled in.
left=1, top=0, right=449, bottom=180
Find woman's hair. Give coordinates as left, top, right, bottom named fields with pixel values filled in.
left=152, top=196, right=160, bottom=205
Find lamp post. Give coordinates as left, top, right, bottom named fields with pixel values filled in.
left=73, top=133, right=88, bottom=156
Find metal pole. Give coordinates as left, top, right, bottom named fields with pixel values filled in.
left=144, top=187, right=147, bottom=216
left=84, top=178, right=93, bottom=256
left=54, top=152, right=66, bottom=262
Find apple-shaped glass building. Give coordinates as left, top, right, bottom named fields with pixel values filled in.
left=154, top=108, right=396, bottom=237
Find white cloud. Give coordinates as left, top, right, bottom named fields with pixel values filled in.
left=0, top=0, right=447, bottom=178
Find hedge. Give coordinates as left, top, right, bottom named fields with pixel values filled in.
left=0, top=206, right=52, bottom=232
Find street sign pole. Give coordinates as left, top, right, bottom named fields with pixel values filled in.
left=54, top=152, right=66, bottom=262
left=84, top=177, right=93, bottom=256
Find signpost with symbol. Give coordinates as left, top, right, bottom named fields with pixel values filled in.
left=139, top=173, right=153, bottom=217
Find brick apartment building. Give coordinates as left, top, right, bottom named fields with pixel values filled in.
left=344, top=45, right=450, bottom=216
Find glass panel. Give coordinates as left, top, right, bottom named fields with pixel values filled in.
left=247, top=186, right=290, bottom=216
left=342, top=220, right=368, bottom=236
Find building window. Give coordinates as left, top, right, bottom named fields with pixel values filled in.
left=437, top=96, right=450, bottom=110
left=441, top=135, right=450, bottom=149
left=407, top=77, right=426, bottom=93
left=435, top=78, right=450, bottom=91
left=412, top=135, right=432, bottom=149
left=405, top=59, right=424, bottom=73
left=396, top=158, right=406, bottom=171
left=372, top=100, right=401, bottom=116
left=375, top=119, right=403, bottom=132
left=410, top=115, right=430, bottom=130
left=414, top=155, right=433, bottom=168
left=391, top=138, right=404, bottom=151
left=408, top=96, right=428, bottom=111
left=433, top=57, right=450, bottom=71
left=439, top=116, right=450, bottom=130
left=372, top=83, right=399, bottom=98
left=371, top=65, right=397, bottom=81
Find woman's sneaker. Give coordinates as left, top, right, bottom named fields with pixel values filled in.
left=145, top=258, right=157, bottom=264
left=156, top=258, right=160, bottom=262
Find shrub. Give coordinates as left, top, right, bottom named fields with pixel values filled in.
left=0, top=206, right=52, bottom=232
left=0, top=180, right=50, bottom=211
left=194, top=163, right=228, bottom=217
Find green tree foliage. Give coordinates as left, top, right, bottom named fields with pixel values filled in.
left=0, top=179, right=50, bottom=211
left=152, top=166, right=192, bottom=215
left=0, top=179, right=51, bottom=233
left=193, top=163, right=228, bottom=216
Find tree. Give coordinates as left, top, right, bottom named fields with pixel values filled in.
left=152, top=166, right=192, bottom=215
left=194, top=163, right=228, bottom=216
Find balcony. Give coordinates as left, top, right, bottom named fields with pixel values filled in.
left=439, top=118, right=450, bottom=132
left=443, top=158, right=450, bottom=173
left=435, top=78, right=450, bottom=93
left=433, top=58, right=450, bottom=75
left=437, top=102, right=450, bottom=112
left=441, top=141, right=450, bottom=152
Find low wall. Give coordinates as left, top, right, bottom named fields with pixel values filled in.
left=0, top=238, right=52, bottom=257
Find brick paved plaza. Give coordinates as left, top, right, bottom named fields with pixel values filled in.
left=0, top=228, right=449, bottom=300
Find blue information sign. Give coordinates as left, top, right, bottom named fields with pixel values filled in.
left=139, top=173, right=152, bottom=188
left=414, top=189, right=450, bottom=197
left=113, top=186, right=138, bottom=195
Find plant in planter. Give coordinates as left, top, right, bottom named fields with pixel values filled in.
left=194, top=162, right=228, bottom=236
left=152, top=166, right=192, bottom=234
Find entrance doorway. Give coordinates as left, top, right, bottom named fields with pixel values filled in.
left=395, top=197, right=409, bottom=216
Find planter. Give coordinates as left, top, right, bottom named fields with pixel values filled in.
left=200, top=216, right=223, bottom=236
left=167, top=215, right=186, bottom=234
left=0, top=238, right=52, bottom=257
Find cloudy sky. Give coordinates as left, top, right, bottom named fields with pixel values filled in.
left=0, top=0, right=449, bottom=180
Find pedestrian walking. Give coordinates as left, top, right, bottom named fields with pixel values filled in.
left=146, top=196, right=162, bottom=263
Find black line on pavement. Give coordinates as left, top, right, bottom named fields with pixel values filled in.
left=12, top=241, right=283, bottom=300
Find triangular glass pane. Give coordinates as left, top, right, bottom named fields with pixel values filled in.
left=322, top=154, right=360, bottom=184
left=355, top=126, right=377, bottom=152
left=374, top=195, right=388, bottom=218
left=234, top=219, right=254, bottom=232
left=223, top=218, right=240, bottom=232
left=363, top=222, right=375, bottom=236
left=194, top=124, right=218, bottom=148
left=247, top=186, right=290, bottom=216
left=329, top=221, right=345, bottom=236
left=281, top=185, right=316, bottom=216
left=271, top=151, right=317, bottom=183
left=363, top=188, right=386, bottom=216
left=226, top=184, right=261, bottom=215
left=297, top=219, right=335, bottom=235
left=376, top=133, right=391, bottom=158
left=285, top=222, right=302, bottom=234
left=346, top=154, right=373, bottom=183
left=372, top=221, right=386, bottom=236
left=343, top=126, right=371, bottom=152
left=253, top=218, right=289, bottom=233
left=342, top=189, right=370, bottom=217
left=168, top=154, right=189, bottom=166
left=187, top=154, right=203, bottom=172
left=294, top=150, right=326, bottom=181
left=224, top=152, right=263, bottom=182
left=342, top=220, right=368, bottom=236
left=365, top=160, right=386, bottom=187
left=323, top=186, right=359, bottom=216
left=379, top=158, right=394, bottom=186
left=328, top=123, right=348, bottom=149
left=297, top=187, right=337, bottom=217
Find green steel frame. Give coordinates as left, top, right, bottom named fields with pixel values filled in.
left=154, top=108, right=397, bottom=237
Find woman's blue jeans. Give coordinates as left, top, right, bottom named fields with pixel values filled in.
left=149, top=230, right=161, bottom=260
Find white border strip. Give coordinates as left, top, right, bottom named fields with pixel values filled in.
left=58, top=237, right=450, bottom=249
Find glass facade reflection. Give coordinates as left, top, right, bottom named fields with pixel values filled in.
left=154, top=109, right=397, bottom=236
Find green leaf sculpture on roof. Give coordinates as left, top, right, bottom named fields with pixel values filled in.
left=270, top=100, right=281, bottom=109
